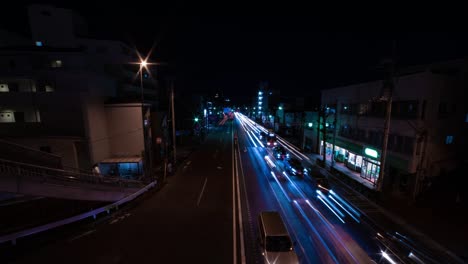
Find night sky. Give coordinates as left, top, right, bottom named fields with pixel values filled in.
left=3, top=2, right=468, bottom=105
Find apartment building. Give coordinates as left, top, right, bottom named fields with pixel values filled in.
left=0, top=5, right=159, bottom=178
left=308, top=60, right=466, bottom=197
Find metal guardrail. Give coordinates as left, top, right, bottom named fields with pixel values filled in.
left=0, top=158, right=143, bottom=189
left=0, top=180, right=157, bottom=245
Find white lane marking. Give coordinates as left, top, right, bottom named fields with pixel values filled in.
left=109, top=213, right=132, bottom=225
left=217, top=166, right=223, bottom=170
left=197, top=177, right=208, bottom=207
left=234, top=145, right=246, bottom=264
left=69, top=229, right=96, bottom=242
left=186, top=161, right=192, bottom=165
left=237, top=137, right=258, bottom=263
left=232, top=123, right=237, bottom=264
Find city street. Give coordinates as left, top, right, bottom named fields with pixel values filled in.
left=8, top=124, right=235, bottom=263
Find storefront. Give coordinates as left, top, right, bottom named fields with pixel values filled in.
left=320, top=140, right=381, bottom=186
left=360, top=147, right=381, bottom=185
left=361, top=158, right=380, bottom=184
left=98, top=157, right=143, bottom=180
left=346, top=152, right=363, bottom=172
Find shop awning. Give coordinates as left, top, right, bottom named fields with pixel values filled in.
left=100, top=157, right=142, bottom=163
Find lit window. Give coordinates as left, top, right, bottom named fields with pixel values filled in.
left=51, top=60, right=62, bottom=68
left=45, top=85, right=54, bottom=92
left=445, top=135, right=454, bottom=144
left=35, top=41, right=43, bottom=47
left=0, top=84, right=8, bottom=92
left=0, top=111, right=15, bottom=123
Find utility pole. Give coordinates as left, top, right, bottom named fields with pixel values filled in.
left=321, top=107, right=328, bottom=166
left=171, top=81, right=176, bottom=166
left=331, top=101, right=338, bottom=168
left=140, top=67, right=144, bottom=104
left=376, top=41, right=396, bottom=192
left=316, top=108, right=321, bottom=154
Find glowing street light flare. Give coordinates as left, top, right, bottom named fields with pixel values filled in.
left=381, top=251, right=397, bottom=264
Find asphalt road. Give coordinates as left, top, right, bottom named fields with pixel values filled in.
left=7, top=123, right=235, bottom=264
left=234, top=113, right=382, bottom=264
left=3, top=113, right=455, bottom=264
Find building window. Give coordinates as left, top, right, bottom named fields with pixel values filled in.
left=51, top=60, right=62, bottom=68
left=45, top=84, right=54, bottom=92
left=35, top=41, right=43, bottom=47
left=39, top=146, right=51, bottom=153
left=445, top=135, right=454, bottom=145
left=0, top=112, right=15, bottom=123
left=37, top=81, right=54, bottom=92
left=0, top=84, right=8, bottom=92
left=358, top=103, right=368, bottom=115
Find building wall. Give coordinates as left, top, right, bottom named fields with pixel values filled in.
left=321, top=65, right=465, bottom=195
left=105, top=104, right=144, bottom=158
left=83, top=97, right=110, bottom=165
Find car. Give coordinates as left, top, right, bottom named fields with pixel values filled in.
left=259, top=131, right=267, bottom=141
left=265, top=133, right=278, bottom=147
left=258, top=211, right=299, bottom=264
left=273, top=146, right=290, bottom=160
left=284, top=158, right=306, bottom=177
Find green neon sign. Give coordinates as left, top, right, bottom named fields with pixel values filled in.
left=364, top=147, right=378, bottom=159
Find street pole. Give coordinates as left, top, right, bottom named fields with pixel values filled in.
left=321, top=107, right=328, bottom=166
left=140, top=66, right=149, bottom=178
left=376, top=42, right=396, bottom=192
left=331, top=101, right=338, bottom=168
left=316, top=108, right=321, bottom=154
left=171, top=82, right=176, bottom=166
left=140, top=66, right=144, bottom=104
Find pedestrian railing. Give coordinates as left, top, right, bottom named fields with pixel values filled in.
left=0, top=180, right=156, bottom=245
left=0, top=158, right=143, bottom=189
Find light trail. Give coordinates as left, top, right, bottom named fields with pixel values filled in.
left=270, top=171, right=291, bottom=202
left=317, top=195, right=346, bottom=224
left=293, top=200, right=340, bottom=264
left=329, top=195, right=361, bottom=223
left=282, top=171, right=308, bottom=199
left=330, top=190, right=361, bottom=218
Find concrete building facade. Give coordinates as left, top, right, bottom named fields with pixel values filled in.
left=0, top=5, right=158, bottom=178
left=307, top=61, right=466, bottom=198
